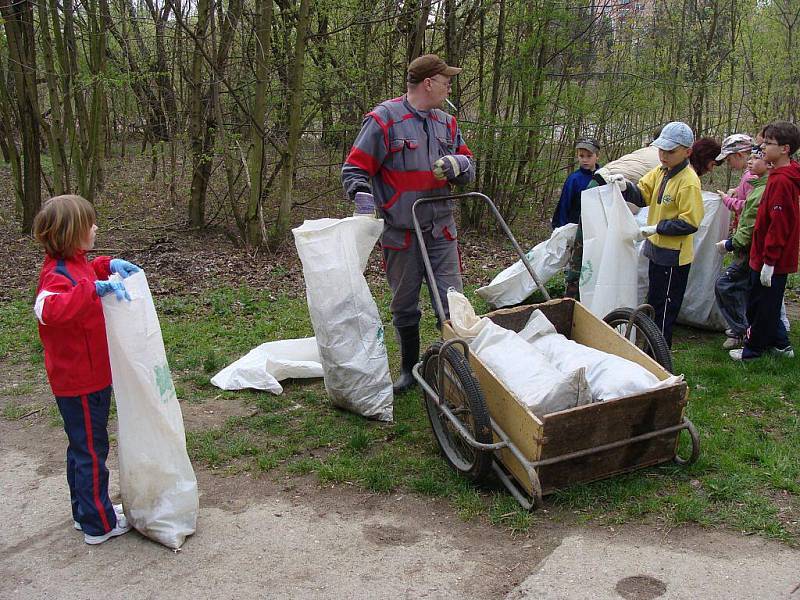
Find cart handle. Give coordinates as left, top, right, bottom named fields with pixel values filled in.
left=411, top=192, right=551, bottom=326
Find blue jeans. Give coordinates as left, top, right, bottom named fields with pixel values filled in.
left=56, top=386, right=118, bottom=536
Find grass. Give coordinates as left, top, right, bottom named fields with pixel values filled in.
left=2, top=280, right=798, bottom=543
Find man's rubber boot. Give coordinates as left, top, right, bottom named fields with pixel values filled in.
left=393, top=324, right=420, bottom=394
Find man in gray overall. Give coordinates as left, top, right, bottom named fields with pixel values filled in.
left=341, top=54, right=475, bottom=393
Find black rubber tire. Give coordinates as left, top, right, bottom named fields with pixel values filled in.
left=421, top=342, right=493, bottom=484
left=603, top=307, right=674, bottom=373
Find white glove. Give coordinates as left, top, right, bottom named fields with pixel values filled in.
left=637, top=225, right=657, bottom=241
left=715, top=240, right=729, bottom=255
left=606, top=173, right=628, bottom=193
left=760, top=264, right=774, bottom=287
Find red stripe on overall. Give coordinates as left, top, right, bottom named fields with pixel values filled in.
left=81, top=395, right=111, bottom=532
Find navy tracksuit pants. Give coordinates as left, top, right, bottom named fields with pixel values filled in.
left=56, top=386, right=118, bottom=536
left=743, top=270, right=790, bottom=357
left=647, top=261, right=691, bottom=348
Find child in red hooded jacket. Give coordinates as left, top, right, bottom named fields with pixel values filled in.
left=33, top=195, right=141, bottom=544
left=731, top=121, right=800, bottom=361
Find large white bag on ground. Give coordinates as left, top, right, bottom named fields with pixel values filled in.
left=101, top=271, right=198, bottom=549
left=580, top=184, right=640, bottom=319
left=470, top=320, right=591, bottom=416
left=475, top=223, right=577, bottom=308
left=292, top=217, right=393, bottom=422
left=518, top=310, right=682, bottom=401
left=210, top=337, right=323, bottom=394
left=677, top=191, right=730, bottom=330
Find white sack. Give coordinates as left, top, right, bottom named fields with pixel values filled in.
left=292, top=217, right=393, bottom=421
left=475, top=223, right=578, bottom=308
left=677, top=191, right=730, bottom=330
left=518, top=310, right=682, bottom=401
left=210, top=337, right=323, bottom=394
left=580, top=184, right=640, bottom=319
left=470, top=320, right=591, bottom=416
left=101, top=271, right=198, bottom=549
left=448, top=289, right=488, bottom=338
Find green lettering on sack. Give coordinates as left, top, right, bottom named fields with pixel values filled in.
left=154, top=363, right=176, bottom=404
left=580, top=260, right=594, bottom=285
left=376, top=325, right=385, bottom=348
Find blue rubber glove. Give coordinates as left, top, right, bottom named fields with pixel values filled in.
left=354, top=192, right=375, bottom=215
left=110, top=259, right=141, bottom=279
left=95, top=280, right=131, bottom=302
left=432, top=154, right=471, bottom=181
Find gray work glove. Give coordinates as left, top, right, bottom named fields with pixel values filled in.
left=353, top=192, right=375, bottom=216
left=432, top=155, right=471, bottom=181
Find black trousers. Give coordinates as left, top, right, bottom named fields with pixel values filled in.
left=647, top=261, right=691, bottom=348
left=744, top=269, right=790, bottom=356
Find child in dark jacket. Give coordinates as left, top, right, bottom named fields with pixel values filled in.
left=33, top=194, right=141, bottom=544
left=731, top=121, right=800, bottom=361
left=551, top=138, right=601, bottom=229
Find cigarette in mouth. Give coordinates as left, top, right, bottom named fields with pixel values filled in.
left=445, top=98, right=458, bottom=112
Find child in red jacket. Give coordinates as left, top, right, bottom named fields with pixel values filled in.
left=731, top=121, right=800, bottom=361
left=33, top=195, right=141, bottom=544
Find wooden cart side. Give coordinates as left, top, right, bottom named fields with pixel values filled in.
left=442, top=323, right=544, bottom=498
left=537, top=383, right=689, bottom=494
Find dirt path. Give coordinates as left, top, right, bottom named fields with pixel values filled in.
left=2, top=397, right=799, bottom=600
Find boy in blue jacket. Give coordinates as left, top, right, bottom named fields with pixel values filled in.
left=552, top=138, right=601, bottom=229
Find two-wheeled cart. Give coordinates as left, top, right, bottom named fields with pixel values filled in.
left=411, top=192, right=699, bottom=508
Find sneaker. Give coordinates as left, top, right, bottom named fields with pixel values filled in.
left=722, top=336, right=744, bottom=350
left=84, top=521, right=131, bottom=545
left=769, top=345, right=795, bottom=358
left=724, top=328, right=738, bottom=338
left=74, top=504, right=127, bottom=531
left=730, top=348, right=760, bottom=361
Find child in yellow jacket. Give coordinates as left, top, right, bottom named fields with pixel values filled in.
left=627, top=122, right=705, bottom=347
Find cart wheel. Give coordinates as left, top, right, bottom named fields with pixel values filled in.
left=421, top=342, right=493, bottom=484
left=603, top=307, right=674, bottom=373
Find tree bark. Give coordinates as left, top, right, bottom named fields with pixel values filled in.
left=0, top=0, right=42, bottom=231
left=270, top=0, right=311, bottom=249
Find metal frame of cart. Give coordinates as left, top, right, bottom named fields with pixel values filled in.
left=410, top=192, right=700, bottom=509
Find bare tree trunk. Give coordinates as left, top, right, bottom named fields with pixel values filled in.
left=245, top=0, right=273, bottom=246
left=0, top=0, right=42, bottom=231
left=187, top=0, right=212, bottom=227
left=269, top=0, right=311, bottom=249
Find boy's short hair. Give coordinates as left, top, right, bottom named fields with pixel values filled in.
left=762, top=120, right=800, bottom=155
left=32, top=195, right=96, bottom=258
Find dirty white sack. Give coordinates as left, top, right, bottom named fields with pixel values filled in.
left=101, top=271, right=198, bottom=549
left=580, top=183, right=640, bottom=319
left=293, top=217, right=393, bottom=421
left=470, top=319, right=592, bottom=416
left=475, top=223, right=578, bottom=308
left=210, top=337, right=323, bottom=394
left=518, top=310, right=683, bottom=401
